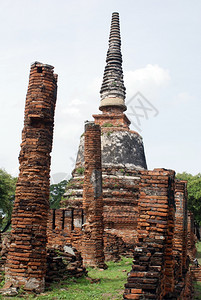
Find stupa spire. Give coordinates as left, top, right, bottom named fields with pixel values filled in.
left=99, top=12, right=126, bottom=112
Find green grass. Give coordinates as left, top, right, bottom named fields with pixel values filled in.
left=196, top=242, right=201, bottom=265
left=194, top=282, right=201, bottom=299
left=194, top=242, right=201, bottom=299
left=76, top=167, right=85, bottom=175
left=0, top=257, right=132, bottom=300
left=102, top=123, right=113, bottom=128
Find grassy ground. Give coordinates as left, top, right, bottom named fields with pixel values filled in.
left=196, top=242, right=201, bottom=265
left=2, top=244, right=201, bottom=299
left=194, top=241, right=201, bottom=300
left=194, top=282, right=201, bottom=300
left=0, top=257, right=132, bottom=300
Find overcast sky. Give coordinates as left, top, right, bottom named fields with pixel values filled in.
left=0, top=0, right=200, bottom=182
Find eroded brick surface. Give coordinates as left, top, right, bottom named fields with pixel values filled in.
left=124, top=169, right=176, bottom=299
left=187, top=211, right=197, bottom=258
left=46, top=246, right=87, bottom=283
left=4, top=62, right=57, bottom=293
left=123, top=170, right=196, bottom=300
left=173, top=180, right=188, bottom=294
left=1, top=11, right=197, bottom=299
left=47, top=208, right=83, bottom=252
left=82, top=122, right=106, bottom=268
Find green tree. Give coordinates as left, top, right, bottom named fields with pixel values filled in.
left=0, top=169, right=17, bottom=230
left=176, top=172, right=201, bottom=224
left=49, top=180, right=68, bottom=209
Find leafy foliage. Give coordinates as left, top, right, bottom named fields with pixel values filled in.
left=176, top=172, right=201, bottom=224
left=0, top=168, right=17, bottom=230
left=49, top=180, right=68, bottom=209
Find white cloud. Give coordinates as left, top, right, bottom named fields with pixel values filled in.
left=61, top=106, right=80, bottom=117
left=85, top=65, right=171, bottom=108
left=124, top=64, right=171, bottom=99
left=70, top=98, right=86, bottom=106
left=59, top=98, right=87, bottom=117
left=87, top=77, right=102, bottom=95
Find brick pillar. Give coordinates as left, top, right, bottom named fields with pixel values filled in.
left=82, top=121, right=106, bottom=268
left=187, top=211, right=196, bottom=258
left=4, top=62, right=57, bottom=293
left=174, top=180, right=188, bottom=282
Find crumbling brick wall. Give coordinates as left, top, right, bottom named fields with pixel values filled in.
left=47, top=208, right=83, bottom=252
left=123, top=169, right=195, bottom=299
left=62, top=164, right=141, bottom=257
left=46, top=246, right=87, bottom=283
left=101, top=166, right=140, bottom=248
left=46, top=208, right=129, bottom=262
left=124, top=169, right=176, bottom=300
left=4, top=62, right=57, bottom=293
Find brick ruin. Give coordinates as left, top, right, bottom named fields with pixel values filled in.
left=4, top=62, right=58, bottom=293
left=62, top=11, right=147, bottom=258
left=0, top=11, right=199, bottom=299
left=123, top=170, right=187, bottom=299
left=82, top=121, right=106, bottom=268
left=59, top=12, right=197, bottom=298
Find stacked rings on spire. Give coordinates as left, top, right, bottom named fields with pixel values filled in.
left=100, top=12, right=126, bottom=105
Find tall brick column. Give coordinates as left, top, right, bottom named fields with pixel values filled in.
left=187, top=211, right=196, bottom=258
left=4, top=62, right=57, bottom=293
left=82, top=122, right=106, bottom=268
left=173, top=180, right=188, bottom=288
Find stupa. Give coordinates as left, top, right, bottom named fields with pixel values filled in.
left=62, top=12, right=147, bottom=249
